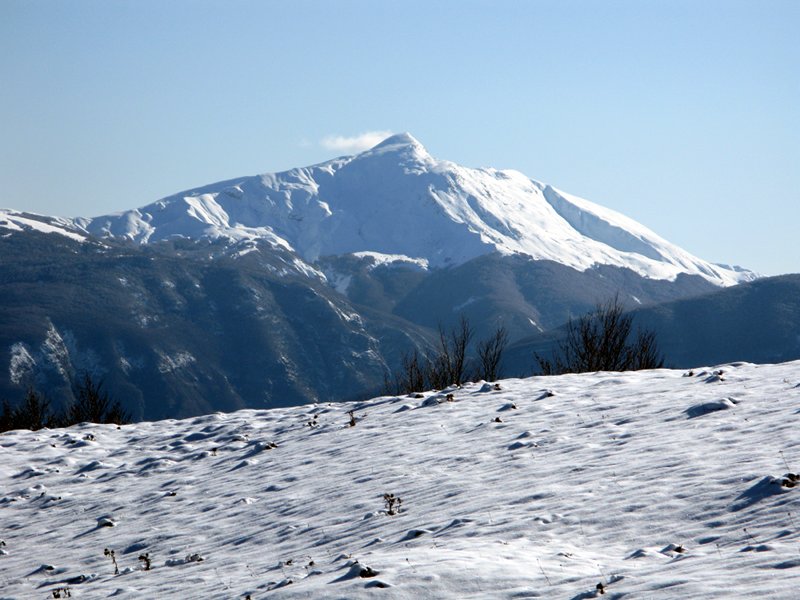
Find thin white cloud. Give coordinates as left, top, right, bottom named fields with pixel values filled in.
left=320, top=130, right=393, bottom=153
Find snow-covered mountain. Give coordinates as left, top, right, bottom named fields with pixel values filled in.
left=67, top=133, right=753, bottom=286
left=0, top=134, right=767, bottom=420
left=2, top=362, right=800, bottom=598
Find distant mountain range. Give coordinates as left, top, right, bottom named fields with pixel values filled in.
left=1, top=134, right=782, bottom=419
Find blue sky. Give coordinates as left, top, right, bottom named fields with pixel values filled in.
left=1, top=0, right=797, bottom=275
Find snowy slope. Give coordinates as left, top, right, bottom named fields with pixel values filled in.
left=2, top=361, right=800, bottom=598
left=72, top=134, right=753, bottom=286
left=0, top=209, right=87, bottom=243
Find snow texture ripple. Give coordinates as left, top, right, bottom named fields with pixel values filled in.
left=2, top=361, right=800, bottom=598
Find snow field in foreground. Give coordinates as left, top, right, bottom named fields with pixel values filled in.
left=1, top=362, right=800, bottom=598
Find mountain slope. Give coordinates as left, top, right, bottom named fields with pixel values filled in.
left=2, top=362, right=800, bottom=598
left=634, top=274, right=800, bottom=366
left=0, top=231, right=433, bottom=419
left=386, top=253, right=722, bottom=341
left=71, top=133, right=754, bottom=286
left=504, top=274, right=800, bottom=374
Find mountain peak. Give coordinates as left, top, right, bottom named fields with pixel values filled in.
left=359, top=132, right=433, bottom=167
left=370, top=132, right=421, bottom=150
left=69, top=136, right=755, bottom=287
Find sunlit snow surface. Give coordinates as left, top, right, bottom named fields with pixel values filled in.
left=2, top=362, right=800, bottom=598
left=72, top=134, right=753, bottom=286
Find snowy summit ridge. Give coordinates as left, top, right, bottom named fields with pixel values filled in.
left=5, top=134, right=753, bottom=285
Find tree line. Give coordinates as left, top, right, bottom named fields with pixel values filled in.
left=2, top=295, right=663, bottom=431
left=386, top=295, right=663, bottom=395
left=1, top=373, right=130, bottom=433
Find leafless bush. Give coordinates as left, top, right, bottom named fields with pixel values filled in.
left=535, top=295, right=663, bottom=375
left=475, top=325, right=508, bottom=382
left=386, top=317, right=508, bottom=395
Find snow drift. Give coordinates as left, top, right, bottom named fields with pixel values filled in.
left=2, top=361, right=799, bottom=597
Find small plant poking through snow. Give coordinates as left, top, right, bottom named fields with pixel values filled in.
left=596, top=582, right=605, bottom=595
left=104, top=548, right=119, bottom=575
left=51, top=588, right=71, bottom=598
left=359, top=565, right=379, bottom=578
left=348, top=410, right=357, bottom=427
left=139, top=552, right=152, bottom=570
left=383, top=493, right=402, bottom=515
